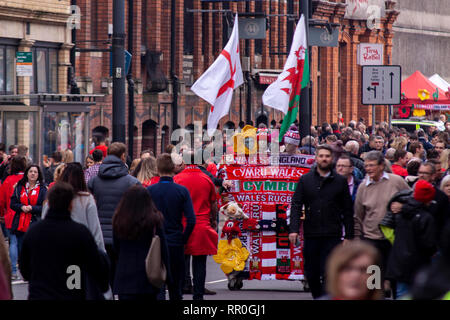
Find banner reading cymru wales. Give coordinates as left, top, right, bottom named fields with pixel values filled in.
left=218, top=154, right=312, bottom=281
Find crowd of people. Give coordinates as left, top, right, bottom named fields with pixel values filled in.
left=0, top=115, right=448, bottom=300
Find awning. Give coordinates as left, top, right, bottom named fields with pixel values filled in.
left=429, top=74, right=450, bottom=92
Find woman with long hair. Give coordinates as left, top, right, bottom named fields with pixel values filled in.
left=324, top=241, right=383, bottom=300
left=42, top=162, right=105, bottom=251
left=132, top=157, right=159, bottom=187
left=10, top=164, right=47, bottom=279
left=112, top=185, right=168, bottom=300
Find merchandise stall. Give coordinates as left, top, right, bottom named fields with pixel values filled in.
left=395, top=71, right=450, bottom=120
left=213, top=126, right=315, bottom=290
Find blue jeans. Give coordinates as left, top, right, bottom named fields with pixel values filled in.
left=396, top=282, right=410, bottom=299
left=9, top=232, right=24, bottom=275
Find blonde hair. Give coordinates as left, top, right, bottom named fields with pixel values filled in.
left=326, top=241, right=383, bottom=300
left=441, top=149, right=449, bottom=170
left=391, top=136, right=408, bottom=151
left=441, top=175, right=450, bottom=191
left=53, top=163, right=67, bottom=182
left=62, top=149, right=74, bottom=163
left=136, top=157, right=157, bottom=182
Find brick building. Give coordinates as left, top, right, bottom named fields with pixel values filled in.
left=0, top=0, right=95, bottom=163
left=73, top=0, right=399, bottom=158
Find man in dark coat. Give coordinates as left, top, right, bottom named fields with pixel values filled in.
left=88, top=142, right=140, bottom=286
left=289, top=144, right=354, bottom=299
left=148, top=153, right=196, bottom=300
left=18, top=182, right=109, bottom=300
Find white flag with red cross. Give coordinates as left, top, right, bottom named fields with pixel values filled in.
left=191, top=14, right=244, bottom=136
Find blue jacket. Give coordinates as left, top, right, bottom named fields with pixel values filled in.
left=88, top=155, right=140, bottom=245
left=148, top=176, right=196, bottom=247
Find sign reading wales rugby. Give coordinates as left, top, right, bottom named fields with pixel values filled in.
left=16, top=52, right=33, bottom=76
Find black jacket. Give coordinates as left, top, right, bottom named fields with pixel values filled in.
left=350, top=154, right=366, bottom=176
left=10, top=183, right=47, bottom=234
left=43, top=163, right=60, bottom=185
left=386, top=198, right=437, bottom=284
left=198, top=165, right=223, bottom=188
left=113, top=226, right=171, bottom=295
left=429, top=188, right=450, bottom=243
left=18, top=208, right=109, bottom=300
left=289, top=168, right=354, bottom=239
left=88, top=155, right=140, bottom=245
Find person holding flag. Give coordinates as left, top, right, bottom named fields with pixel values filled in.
left=262, top=14, right=309, bottom=142
left=191, top=14, right=243, bottom=137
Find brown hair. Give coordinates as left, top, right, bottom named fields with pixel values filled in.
left=157, top=153, right=175, bottom=175
left=112, top=185, right=163, bottom=240
left=17, top=145, right=28, bottom=157
left=409, top=141, right=422, bottom=155
left=326, top=241, right=383, bottom=300
left=107, top=142, right=127, bottom=158
left=10, top=156, right=27, bottom=175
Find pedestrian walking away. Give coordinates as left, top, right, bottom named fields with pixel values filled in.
left=18, top=182, right=109, bottom=300
left=88, top=142, right=140, bottom=288
left=174, top=150, right=218, bottom=300
left=148, top=153, right=196, bottom=300
left=112, top=185, right=170, bottom=300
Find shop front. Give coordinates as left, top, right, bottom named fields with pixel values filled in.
left=0, top=94, right=101, bottom=165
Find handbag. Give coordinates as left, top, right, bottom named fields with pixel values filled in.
left=145, top=227, right=167, bottom=288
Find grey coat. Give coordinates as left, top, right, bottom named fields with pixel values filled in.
left=88, top=155, right=140, bottom=245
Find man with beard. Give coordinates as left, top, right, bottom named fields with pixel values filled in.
left=289, top=144, right=354, bottom=299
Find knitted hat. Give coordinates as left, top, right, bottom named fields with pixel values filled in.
left=283, top=125, right=301, bottom=146
left=414, top=180, right=436, bottom=204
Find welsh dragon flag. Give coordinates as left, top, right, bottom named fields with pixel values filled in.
left=262, top=15, right=309, bottom=141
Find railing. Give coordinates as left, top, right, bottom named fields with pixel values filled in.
left=0, top=93, right=105, bottom=104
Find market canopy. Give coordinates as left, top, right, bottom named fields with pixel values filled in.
left=429, top=74, right=450, bottom=92
left=398, top=70, right=450, bottom=111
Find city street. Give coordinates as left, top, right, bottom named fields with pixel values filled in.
left=11, top=215, right=312, bottom=300
left=12, top=258, right=312, bottom=300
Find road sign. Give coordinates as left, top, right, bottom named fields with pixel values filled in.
left=309, top=27, right=339, bottom=47
left=362, top=65, right=401, bottom=105
left=16, top=52, right=33, bottom=76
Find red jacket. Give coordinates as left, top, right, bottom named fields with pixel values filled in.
left=174, top=166, right=218, bottom=256
left=391, top=164, right=408, bottom=178
left=0, top=173, right=24, bottom=229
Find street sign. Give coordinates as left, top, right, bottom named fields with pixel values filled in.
left=109, top=50, right=132, bottom=77
left=309, top=27, right=339, bottom=47
left=238, top=17, right=266, bottom=39
left=16, top=52, right=33, bottom=76
left=362, top=65, right=401, bottom=105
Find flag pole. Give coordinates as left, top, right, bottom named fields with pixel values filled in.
left=299, top=0, right=312, bottom=141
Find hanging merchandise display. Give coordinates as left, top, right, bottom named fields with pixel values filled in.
left=213, top=126, right=314, bottom=290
